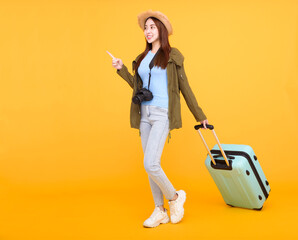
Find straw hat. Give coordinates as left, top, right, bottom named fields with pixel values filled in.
left=137, top=10, right=173, bottom=36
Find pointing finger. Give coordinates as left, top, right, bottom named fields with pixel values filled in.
left=106, top=50, right=115, bottom=59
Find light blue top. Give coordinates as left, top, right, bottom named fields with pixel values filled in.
left=137, top=50, right=169, bottom=109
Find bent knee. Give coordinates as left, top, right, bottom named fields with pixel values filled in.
left=144, top=162, right=161, bottom=175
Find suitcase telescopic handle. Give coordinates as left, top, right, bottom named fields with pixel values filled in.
left=194, top=124, right=230, bottom=167
left=194, top=124, right=214, bottom=130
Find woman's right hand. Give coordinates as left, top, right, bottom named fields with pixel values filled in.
left=112, top=58, right=123, bottom=70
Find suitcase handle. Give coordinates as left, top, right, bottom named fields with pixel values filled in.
left=194, top=124, right=230, bottom=166
left=194, top=124, right=214, bottom=130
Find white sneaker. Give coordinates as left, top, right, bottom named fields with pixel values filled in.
left=143, top=207, right=170, bottom=228
left=168, top=190, right=186, bottom=223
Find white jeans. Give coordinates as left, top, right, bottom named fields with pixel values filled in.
left=140, top=104, right=176, bottom=206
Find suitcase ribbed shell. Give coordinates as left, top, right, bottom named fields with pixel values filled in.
left=205, top=144, right=270, bottom=210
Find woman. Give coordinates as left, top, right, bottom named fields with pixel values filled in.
left=111, top=10, right=208, bottom=227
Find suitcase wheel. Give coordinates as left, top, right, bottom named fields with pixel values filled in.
left=253, top=207, right=263, bottom=211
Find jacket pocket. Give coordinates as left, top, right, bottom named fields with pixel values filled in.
left=172, top=88, right=180, bottom=99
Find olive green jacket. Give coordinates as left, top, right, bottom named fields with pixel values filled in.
left=116, top=47, right=207, bottom=133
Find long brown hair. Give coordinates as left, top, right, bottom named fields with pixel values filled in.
left=134, top=17, right=171, bottom=73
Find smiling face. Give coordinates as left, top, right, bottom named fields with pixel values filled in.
left=144, top=18, right=160, bottom=45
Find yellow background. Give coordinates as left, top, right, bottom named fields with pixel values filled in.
left=0, top=0, right=297, bottom=239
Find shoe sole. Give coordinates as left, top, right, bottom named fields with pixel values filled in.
left=171, top=190, right=186, bottom=224
left=143, top=216, right=170, bottom=228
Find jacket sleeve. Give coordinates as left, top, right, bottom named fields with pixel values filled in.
left=116, top=64, right=134, bottom=89
left=177, top=63, right=207, bottom=122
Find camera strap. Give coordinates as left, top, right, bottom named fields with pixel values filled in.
left=147, top=47, right=161, bottom=90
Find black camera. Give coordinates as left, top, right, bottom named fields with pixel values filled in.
left=132, top=88, right=153, bottom=104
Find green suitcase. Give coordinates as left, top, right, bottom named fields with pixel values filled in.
left=195, top=124, right=271, bottom=210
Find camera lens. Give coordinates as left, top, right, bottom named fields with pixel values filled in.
left=132, top=94, right=142, bottom=104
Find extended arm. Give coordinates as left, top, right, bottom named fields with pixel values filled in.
left=116, top=64, right=134, bottom=89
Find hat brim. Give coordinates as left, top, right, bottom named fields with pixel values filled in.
left=137, top=10, right=173, bottom=36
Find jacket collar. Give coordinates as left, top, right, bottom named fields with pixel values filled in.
left=133, top=47, right=184, bottom=67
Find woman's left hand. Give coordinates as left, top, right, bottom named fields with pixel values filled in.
left=200, top=119, right=209, bottom=129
